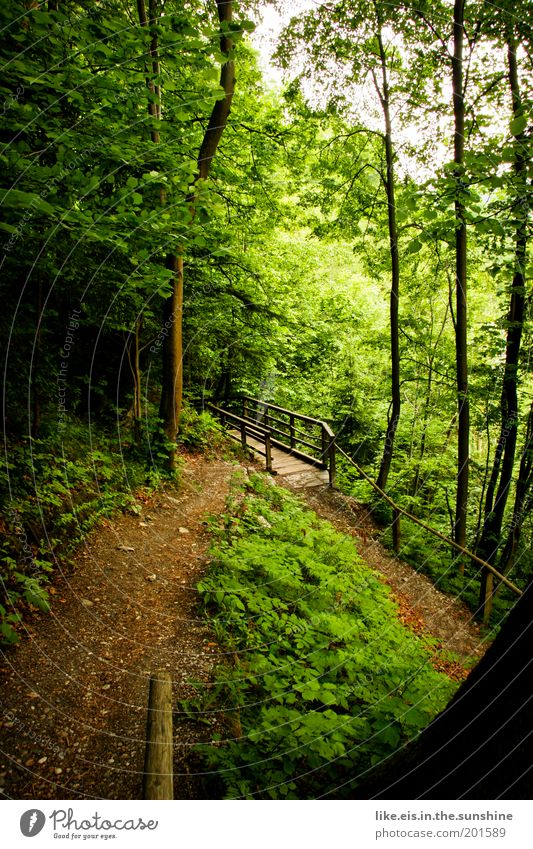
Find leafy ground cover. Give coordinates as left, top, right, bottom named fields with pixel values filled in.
left=187, top=472, right=458, bottom=798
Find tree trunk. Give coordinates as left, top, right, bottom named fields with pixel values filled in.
left=476, top=33, right=529, bottom=619
left=375, top=27, right=401, bottom=493
left=158, top=254, right=183, bottom=461
left=152, top=0, right=235, bottom=463
left=31, top=277, right=43, bottom=438
left=128, top=315, right=143, bottom=445
left=452, top=0, right=470, bottom=561
left=355, top=581, right=533, bottom=799
left=497, top=400, right=533, bottom=579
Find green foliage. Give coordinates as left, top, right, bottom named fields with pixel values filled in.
left=177, top=407, right=227, bottom=454
left=188, top=473, right=456, bottom=798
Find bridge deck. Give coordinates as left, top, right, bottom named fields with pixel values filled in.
left=230, top=430, right=329, bottom=488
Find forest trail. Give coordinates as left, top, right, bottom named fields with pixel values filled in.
left=0, top=454, right=238, bottom=800
left=0, top=455, right=487, bottom=800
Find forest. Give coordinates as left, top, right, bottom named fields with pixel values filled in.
left=0, top=0, right=532, bottom=801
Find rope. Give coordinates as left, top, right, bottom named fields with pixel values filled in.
left=336, top=446, right=522, bottom=597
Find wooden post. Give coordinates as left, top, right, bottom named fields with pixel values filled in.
left=264, top=405, right=270, bottom=431
left=240, top=420, right=247, bottom=448
left=392, top=507, right=401, bottom=554
left=265, top=432, right=272, bottom=473
left=328, top=438, right=336, bottom=488
left=143, top=670, right=173, bottom=800
left=290, top=414, right=295, bottom=449
left=481, top=570, right=494, bottom=625
left=243, top=397, right=248, bottom=421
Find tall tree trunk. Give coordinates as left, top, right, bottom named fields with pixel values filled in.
left=452, top=0, right=470, bottom=560
left=158, top=254, right=183, bottom=449
left=355, top=581, right=533, bottom=799
left=374, top=27, right=401, bottom=493
left=127, top=315, right=144, bottom=445
left=412, top=301, right=449, bottom=498
left=497, top=400, right=533, bottom=579
left=476, top=34, right=529, bottom=618
left=151, top=0, right=235, bottom=467
left=31, top=277, right=42, bottom=438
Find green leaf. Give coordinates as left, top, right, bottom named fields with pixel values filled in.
left=0, top=189, right=55, bottom=216
left=510, top=114, right=527, bottom=136
left=406, top=238, right=422, bottom=254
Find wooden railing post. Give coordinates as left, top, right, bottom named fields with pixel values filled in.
left=328, top=437, right=336, bottom=488
left=243, top=397, right=248, bottom=421
left=143, top=670, right=173, bottom=800
left=265, top=432, right=272, bottom=473
left=264, top=404, right=269, bottom=431
left=240, top=420, right=247, bottom=448
left=290, top=414, right=295, bottom=449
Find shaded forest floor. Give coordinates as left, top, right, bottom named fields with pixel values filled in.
left=0, top=453, right=488, bottom=800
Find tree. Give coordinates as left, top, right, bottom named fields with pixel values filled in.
left=452, top=0, right=470, bottom=558
left=475, top=14, right=532, bottom=617
left=277, top=0, right=417, bottom=491
left=155, top=0, right=237, bottom=467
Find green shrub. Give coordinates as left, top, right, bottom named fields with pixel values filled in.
left=177, top=406, right=228, bottom=454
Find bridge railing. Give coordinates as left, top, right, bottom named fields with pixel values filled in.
left=208, top=397, right=336, bottom=486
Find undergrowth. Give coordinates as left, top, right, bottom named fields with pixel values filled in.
left=185, top=472, right=457, bottom=799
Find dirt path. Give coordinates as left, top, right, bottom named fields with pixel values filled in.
left=0, top=453, right=239, bottom=800
left=279, top=477, right=489, bottom=672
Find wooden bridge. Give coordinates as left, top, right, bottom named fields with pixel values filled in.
left=208, top=397, right=336, bottom=488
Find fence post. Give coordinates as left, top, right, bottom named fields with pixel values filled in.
left=290, top=414, right=295, bottom=449
left=240, top=420, right=247, bottom=448
left=265, top=432, right=272, bottom=473
left=143, top=670, right=173, bottom=800
left=328, top=438, right=336, bottom=488
left=243, top=397, right=248, bottom=421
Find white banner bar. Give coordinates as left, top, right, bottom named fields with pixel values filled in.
left=2, top=800, right=533, bottom=849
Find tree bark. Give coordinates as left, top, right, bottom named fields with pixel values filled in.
left=497, top=400, right=533, bottom=579
left=374, top=26, right=401, bottom=493
left=452, top=0, right=470, bottom=561
left=476, top=34, right=529, bottom=618
left=158, top=254, right=183, bottom=449
left=127, top=315, right=143, bottom=445
left=137, top=0, right=160, bottom=139
left=31, top=277, right=43, bottom=438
